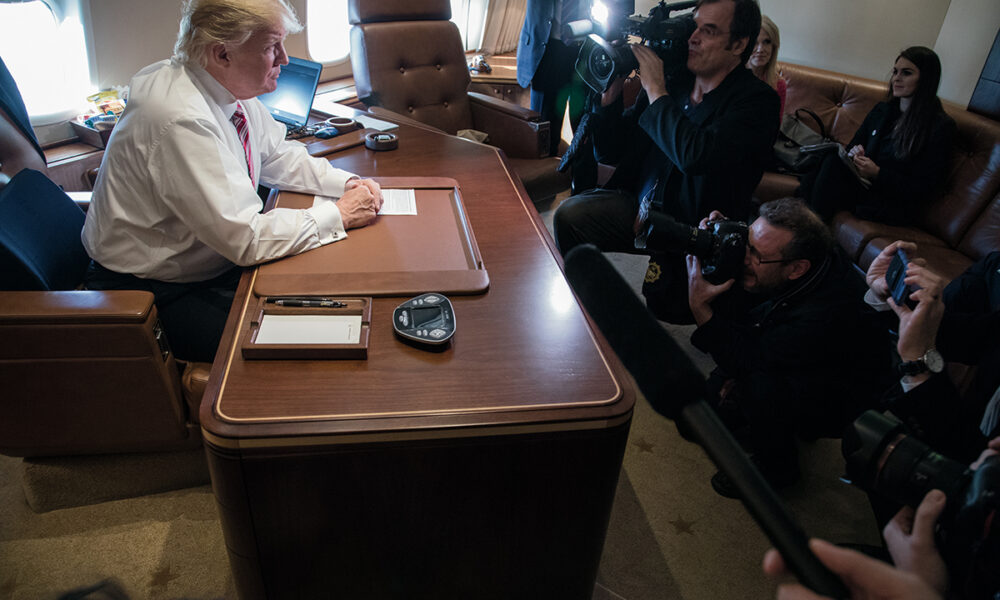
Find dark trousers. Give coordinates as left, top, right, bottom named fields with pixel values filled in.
left=553, top=188, right=694, bottom=323
left=85, top=261, right=242, bottom=363
left=531, top=39, right=597, bottom=192
left=802, top=152, right=890, bottom=223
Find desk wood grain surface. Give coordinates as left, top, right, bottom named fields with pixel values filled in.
left=200, top=119, right=634, bottom=444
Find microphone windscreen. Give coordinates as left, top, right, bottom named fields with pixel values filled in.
left=564, top=245, right=705, bottom=420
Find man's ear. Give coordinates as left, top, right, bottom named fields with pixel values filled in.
left=786, top=258, right=811, bottom=281
left=209, top=42, right=230, bottom=67
left=729, top=36, right=748, bottom=59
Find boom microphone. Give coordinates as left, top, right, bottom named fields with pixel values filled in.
left=563, top=245, right=703, bottom=420
left=563, top=244, right=850, bottom=599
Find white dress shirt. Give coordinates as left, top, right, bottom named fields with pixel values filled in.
left=83, top=59, right=356, bottom=282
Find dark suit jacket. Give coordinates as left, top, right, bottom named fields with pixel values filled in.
left=0, top=56, right=44, bottom=162
left=848, top=101, right=956, bottom=225
left=691, top=249, right=891, bottom=440
left=590, top=66, right=779, bottom=225
left=517, top=0, right=557, bottom=88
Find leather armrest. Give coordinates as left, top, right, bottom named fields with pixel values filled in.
left=0, top=290, right=154, bottom=325
left=0, top=289, right=199, bottom=457
left=366, top=106, right=448, bottom=134
left=468, top=92, right=541, bottom=121
left=0, top=290, right=160, bottom=361
left=468, top=93, right=551, bottom=159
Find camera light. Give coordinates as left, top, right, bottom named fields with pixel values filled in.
left=591, top=1, right=609, bottom=26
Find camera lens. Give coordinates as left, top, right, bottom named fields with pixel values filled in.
left=843, top=411, right=971, bottom=509
left=588, top=48, right=615, bottom=81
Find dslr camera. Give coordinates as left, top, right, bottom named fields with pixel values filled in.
left=634, top=210, right=748, bottom=285
left=564, top=0, right=697, bottom=94
left=842, top=410, right=1000, bottom=593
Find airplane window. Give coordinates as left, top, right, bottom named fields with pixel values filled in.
left=305, top=0, right=487, bottom=63
left=306, top=0, right=350, bottom=63
left=0, top=0, right=91, bottom=124
left=451, top=0, right=489, bottom=51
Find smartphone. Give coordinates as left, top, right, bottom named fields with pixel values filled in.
left=885, top=248, right=918, bottom=308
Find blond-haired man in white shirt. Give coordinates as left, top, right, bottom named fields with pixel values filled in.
left=83, top=0, right=381, bottom=362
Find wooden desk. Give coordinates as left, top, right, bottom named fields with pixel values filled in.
left=200, top=115, right=635, bottom=599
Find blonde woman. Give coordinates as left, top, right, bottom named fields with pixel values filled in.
left=747, top=15, right=786, bottom=118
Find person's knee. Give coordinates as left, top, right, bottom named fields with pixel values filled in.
left=553, top=196, right=586, bottom=255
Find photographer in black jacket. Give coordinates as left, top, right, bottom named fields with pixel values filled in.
left=554, top=0, right=778, bottom=323
left=684, top=199, right=892, bottom=498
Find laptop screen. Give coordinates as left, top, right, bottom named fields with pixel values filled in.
left=256, top=56, right=323, bottom=129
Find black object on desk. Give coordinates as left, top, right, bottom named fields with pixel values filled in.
left=393, top=293, right=455, bottom=347
left=267, top=296, right=347, bottom=308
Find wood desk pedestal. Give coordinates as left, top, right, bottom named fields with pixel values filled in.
left=201, top=121, right=635, bottom=599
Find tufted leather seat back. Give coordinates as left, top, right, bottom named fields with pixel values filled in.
left=349, top=0, right=474, bottom=135
left=945, top=108, right=1000, bottom=259
left=779, top=62, right=1000, bottom=262
left=780, top=62, right=886, bottom=144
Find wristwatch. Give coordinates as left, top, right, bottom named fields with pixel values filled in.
left=897, top=348, right=945, bottom=376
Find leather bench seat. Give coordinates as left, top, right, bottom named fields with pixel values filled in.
left=755, top=62, right=1000, bottom=278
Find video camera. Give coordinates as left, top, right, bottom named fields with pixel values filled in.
left=633, top=210, right=748, bottom=285
left=842, top=410, right=1000, bottom=591
left=564, top=0, right=697, bottom=94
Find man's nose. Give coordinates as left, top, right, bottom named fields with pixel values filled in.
left=276, top=42, right=289, bottom=66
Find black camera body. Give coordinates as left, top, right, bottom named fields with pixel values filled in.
left=698, top=220, right=748, bottom=285
left=634, top=211, right=748, bottom=285
left=572, top=1, right=697, bottom=94
left=843, top=410, right=1000, bottom=593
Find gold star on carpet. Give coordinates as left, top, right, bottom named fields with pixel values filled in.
left=669, top=516, right=696, bottom=535
left=632, top=437, right=655, bottom=453
left=150, top=565, right=178, bottom=589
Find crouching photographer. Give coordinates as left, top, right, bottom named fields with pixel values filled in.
left=682, top=199, right=892, bottom=498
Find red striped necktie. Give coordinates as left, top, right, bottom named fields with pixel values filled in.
left=230, top=102, right=254, bottom=182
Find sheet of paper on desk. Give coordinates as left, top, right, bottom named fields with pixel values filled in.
left=311, top=96, right=399, bottom=132
left=256, top=314, right=362, bottom=344
left=378, top=189, right=417, bottom=215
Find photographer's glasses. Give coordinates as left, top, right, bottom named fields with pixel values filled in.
left=748, top=244, right=797, bottom=266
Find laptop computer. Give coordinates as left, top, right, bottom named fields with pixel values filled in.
left=256, top=56, right=323, bottom=135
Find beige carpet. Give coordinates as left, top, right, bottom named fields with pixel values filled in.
left=0, top=198, right=881, bottom=599
left=0, top=394, right=880, bottom=600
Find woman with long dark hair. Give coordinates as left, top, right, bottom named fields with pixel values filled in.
left=802, top=46, right=956, bottom=225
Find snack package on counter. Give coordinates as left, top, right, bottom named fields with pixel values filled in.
left=75, top=87, right=129, bottom=133
left=87, top=89, right=126, bottom=116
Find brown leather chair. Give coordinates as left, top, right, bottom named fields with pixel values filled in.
left=347, top=0, right=570, bottom=203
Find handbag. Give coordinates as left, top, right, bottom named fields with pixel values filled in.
left=773, top=108, right=831, bottom=174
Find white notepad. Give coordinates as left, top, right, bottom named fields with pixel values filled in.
left=255, top=314, right=362, bottom=344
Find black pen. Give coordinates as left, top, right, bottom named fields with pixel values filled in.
left=267, top=297, right=347, bottom=308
